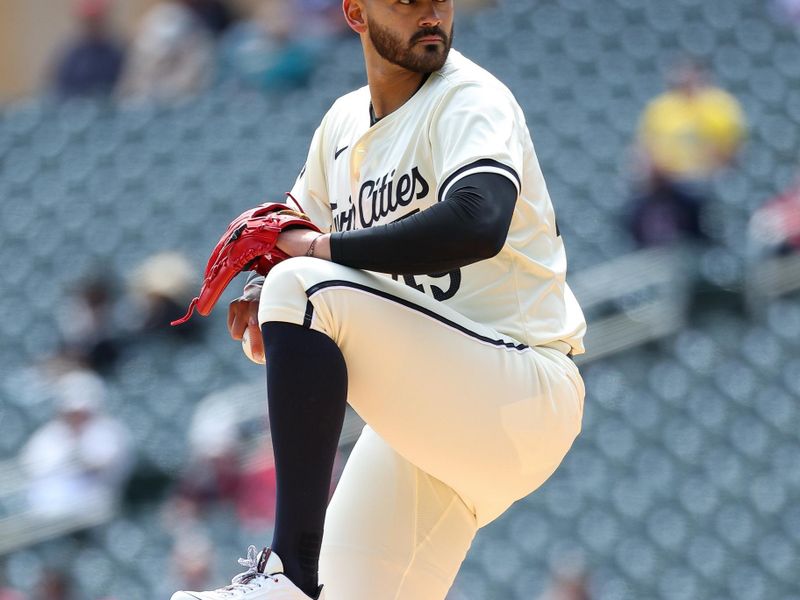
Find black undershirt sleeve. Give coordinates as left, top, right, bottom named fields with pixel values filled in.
left=329, top=172, right=518, bottom=275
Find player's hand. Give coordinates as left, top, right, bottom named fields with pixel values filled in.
left=276, top=230, right=332, bottom=260
left=228, top=283, right=263, bottom=363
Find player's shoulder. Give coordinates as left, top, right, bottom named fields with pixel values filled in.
left=321, top=86, right=370, bottom=127
left=313, top=85, right=370, bottom=150
left=435, top=50, right=504, bottom=86
left=430, top=50, right=520, bottom=112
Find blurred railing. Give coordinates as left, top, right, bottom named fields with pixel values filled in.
left=0, top=456, right=115, bottom=555
left=570, top=246, right=691, bottom=363
left=745, top=252, right=800, bottom=316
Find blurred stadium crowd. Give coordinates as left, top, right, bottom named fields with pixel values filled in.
left=48, top=0, right=347, bottom=100
left=1, top=0, right=799, bottom=599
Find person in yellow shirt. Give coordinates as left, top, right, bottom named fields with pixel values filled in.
left=639, top=59, right=746, bottom=181
left=630, top=59, right=746, bottom=247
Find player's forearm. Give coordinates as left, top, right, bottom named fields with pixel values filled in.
left=329, top=172, right=517, bottom=275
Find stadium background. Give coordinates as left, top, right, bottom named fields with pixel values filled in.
left=1, top=0, right=799, bottom=598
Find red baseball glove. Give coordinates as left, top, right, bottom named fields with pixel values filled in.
left=171, top=202, right=321, bottom=325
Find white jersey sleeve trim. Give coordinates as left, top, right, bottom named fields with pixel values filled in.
left=437, top=158, right=521, bottom=203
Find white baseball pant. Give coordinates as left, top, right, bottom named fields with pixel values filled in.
left=258, top=257, right=584, bottom=600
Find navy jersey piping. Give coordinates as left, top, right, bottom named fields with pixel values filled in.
left=304, top=279, right=529, bottom=351
left=437, top=159, right=521, bottom=203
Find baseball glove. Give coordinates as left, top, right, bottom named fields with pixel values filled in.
left=171, top=202, right=321, bottom=326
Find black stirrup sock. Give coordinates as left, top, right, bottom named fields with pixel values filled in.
left=262, top=321, right=348, bottom=597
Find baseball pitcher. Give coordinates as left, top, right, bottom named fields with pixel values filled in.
left=171, top=0, right=586, bottom=598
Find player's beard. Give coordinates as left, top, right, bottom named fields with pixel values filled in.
left=368, top=20, right=453, bottom=74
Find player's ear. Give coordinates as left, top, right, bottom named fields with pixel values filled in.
left=343, top=0, right=367, bottom=34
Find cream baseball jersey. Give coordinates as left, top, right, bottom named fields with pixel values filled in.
left=288, top=50, right=586, bottom=353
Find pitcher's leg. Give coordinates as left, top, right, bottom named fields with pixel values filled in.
left=319, top=427, right=477, bottom=600
left=262, top=322, right=348, bottom=597
left=259, top=258, right=584, bottom=526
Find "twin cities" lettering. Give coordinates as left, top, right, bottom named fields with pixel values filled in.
left=333, top=166, right=430, bottom=231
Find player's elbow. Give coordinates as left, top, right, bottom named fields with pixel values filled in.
left=487, top=231, right=508, bottom=258
left=471, top=227, right=507, bottom=261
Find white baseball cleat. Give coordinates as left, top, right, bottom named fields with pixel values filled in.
left=170, top=545, right=324, bottom=600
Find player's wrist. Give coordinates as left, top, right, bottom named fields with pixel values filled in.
left=309, top=234, right=332, bottom=261
left=305, top=235, right=320, bottom=257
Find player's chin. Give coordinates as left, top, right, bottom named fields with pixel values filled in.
left=408, top=46, right=448, bottom=72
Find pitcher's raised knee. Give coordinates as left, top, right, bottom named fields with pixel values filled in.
left=258, top=258, right=356, bottom=328
left=258, top=257, right=318, bottom=326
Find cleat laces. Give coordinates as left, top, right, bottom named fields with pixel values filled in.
left=215, top=546, right=277, bottom=597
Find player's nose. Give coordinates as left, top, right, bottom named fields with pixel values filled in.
left=418, top=1, right=443, bottom=28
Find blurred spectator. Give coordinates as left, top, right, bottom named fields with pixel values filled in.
left=51, top=0, right=125, bottom=99
left=628, top=167, right=707, bottom=247
left=0, top=581, right=26, bottom=600
left=234, top=439, right=345, bottom=530
left=638, top=59, right=745, bottom=182
left=158, top=497, right=215, bottom=598
left=234, top=440, right=278, bottom=529
left=185, top=0, right=237, bottom=37
left=748, top=175, right=800, bottom=257
left=176, top=383, right=345, bottom=528
left=56, top=272, right=121, bottom=374
left=177, top=453, right=244, bottom=510
left=537, top=555, right=592, bottom=600
left=128, top=252, right=202, bottom=337
left=19, top=369, right=133, bottom=519
left=169, top=529, right=214, bottom=593
left=219, top=2, right=317, bottom=92
left=293, top=0, right=349, bottom=40
left=178, top=404, right=243, bottom=508
left=630, top=59, right=746, bottom=247
left=117, top=1, right=215, bottom=102
left=161, top=493, right=206, bottom=538
left=31, top=572, right=73, bottom=600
